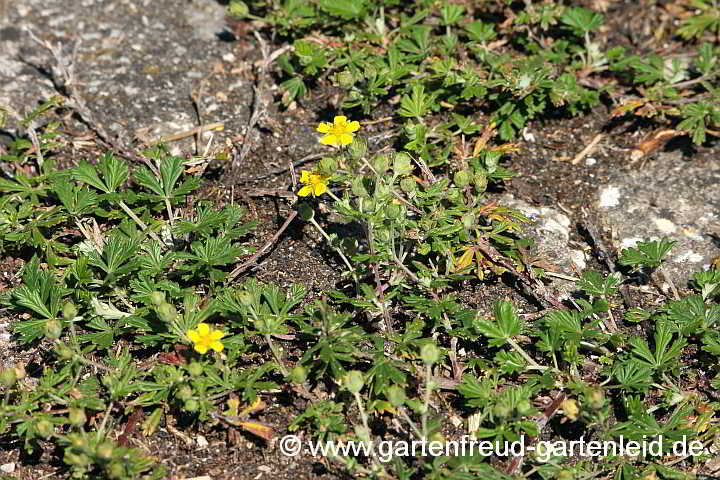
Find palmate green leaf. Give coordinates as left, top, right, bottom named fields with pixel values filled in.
left=494, top=350, right=526, bottom=374
left=398, top=84, right=432, bottom=120
left=678, top=101, right=720, bottom=145
left=473, top=300, right=522, bottom=346
left=561, top=6, right=604, bottom=35
left=13, top=259, right=67, bottom=319
left=702, top=331, right=720, bottom=356
left=577, top=270, right=621, bottom=297
left=73, top=153, right=129, bottom=194
left=279, top=76, right=307, bottom=104
left=629, top=321, right=686, bottom=373
left=12, top=285, right=53, bottom=318
left=87, top=231, right=141, bottom=279
left=366, top=355, right=407, bottom=396
left=612, top=361, right=653, bottom=391
left=134, top=156, right=202, bottom=201
left=181, top=236, right=245, bottom=267
left=618, top=238, right=675, bottom=270
left=53, top=179, right=99, bottom=216
left=0, top=174, right=48, bottom=199
left=457, top=375, right=494, bottom=407
left=78, top=316, right=116, bottom=349
left=666, top=294, right=719, bottom=334
left=317, top=0, right=366, bottom=18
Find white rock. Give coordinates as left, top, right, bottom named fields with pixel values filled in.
left=598, top=186, right=621, bottom=208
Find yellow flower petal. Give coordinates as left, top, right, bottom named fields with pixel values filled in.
left=320, top=135, right=338, bottom=146
left=347, top=121, right=360, bottom=132
left=316, top=122, right=332, bottom=133
left=188, top=330, right=200, bottom=342
left=298, top=185, right=313, bottom=197
left=196, top=323, right=210, bottom=336
left=194, top=343, right=209, bottom=354
left=339, top=133, right=353, bottom=145
left=210, top=330, right=225, bottom=340
left=314, top=182, right=328, bottom=196
left=300, top=171, right=312, bottom=183
left=211, top=341, right=224, bottom=352
left=333, top=115, right=348, bottom=125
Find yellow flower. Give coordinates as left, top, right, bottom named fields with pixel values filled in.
left=187, top=323, right=225, bottom=354
left=298, top=170, right=330, bottom=197
left=316, top=115, right=360, bottom=146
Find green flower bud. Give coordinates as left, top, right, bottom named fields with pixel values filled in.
left=473, top=171, right=488, bottom=192
left=335, top=70, right=355, bottom=89
left=400, top=177, right=417, bottom=194
left=371, top=155, right=390, bottom=175
left=149, top=291, right=165, bottom=306
left=348, top=136, right=368, bottom=160
left=386, top=385, right=407, bottom=407
left=101, top=374, right=114, bottom=388
left=588, top=389, right=605, bottom=410
left=236, top=289, right=254, bottom=307
left=36, top=419, right=53, bottom=439
left=176, top=385, right=193, bottom=401
left=54, top=343, right=74, bottom=360
left=556, top=470, right=574, bottom=480
left=493, top=403, right=511, bottom=419
left=0, top=368, right=17, bottom=387
left=354, top=424, right=371, bottom=442
left=184, top=399, right=199, bottom=412
left=142, top=408, right=163, bottom=438
left=187, top=362, right=203, bottom=377
left=516, top=399, right=532, bottom=415
left=420, top=343, right=440, bottom=365
left=351, top=176, right=369, bottom=197
left=96, top=441, right=114, bottom=461
left=360, top=198, right=376, bottom=214
left=343, top=370, right=364, bottom=394
left=319, top=156, right=338, bottom=173
left=65, top=451, right=91, bottom=467
left=364, top=64, right=377, bottom=79
left=385, top=203, right=404, bottom=220
left=13, top=363, right=25, bottom=381
left=290, top=365, right=308, bottom=384
left=297, top=202, right=315, bottom=221
left=45, top=319, right=63, bottom=340
left=392, top=152, right=413, bottom=177
left=447, top=188, right=462, bottom=204
left=454, top=169, right=471, bottom=188
left=68, top=408, right=87, bottom=427
left=156, top=302, right=177, bottom=323
left=461, top=213, right=476, bottom=229
left=228, top=0, right=249, bottom=18
left=108, top=462, right=126, bottom=479
left=63, top=301, right=78, bottom=320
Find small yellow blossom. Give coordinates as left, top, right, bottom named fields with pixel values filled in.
left=316, top=115, right=360, bottom=146
left=561, top=398, right=580, bottom=421
left=187, top=323, right=225, bottom=354
left=298, top=170, right=330, bottom=197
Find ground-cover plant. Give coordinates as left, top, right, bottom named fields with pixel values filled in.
left=231, top=0, right=719, bottom=150
left=1, top=0, right=720, bottom=478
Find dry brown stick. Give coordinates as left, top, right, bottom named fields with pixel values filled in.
left=25, top=28, right=160, bottom=177
left=477, top=238, right=566, bottom=310
left=571, top=133, right=604, bottom=165
left=505, top=392, right=566, bottom=474
left=579, top=212, right=633, bottom=308
left=234, top=31, right=272, bottom=168
left=245, top=152, right=326, bottom=181
left=228, top=210, right=298, bottom=282
left=367, top=223, right=394, bottom=336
